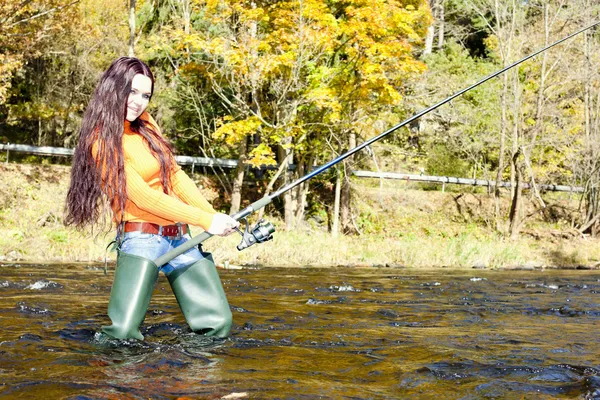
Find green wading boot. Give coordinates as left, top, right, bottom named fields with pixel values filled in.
left=167, top=253, right=232, bottom=338
left=101, top=252, right=159, bottom=340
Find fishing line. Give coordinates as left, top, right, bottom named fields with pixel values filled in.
left=154, top=20, right=600, bottom=267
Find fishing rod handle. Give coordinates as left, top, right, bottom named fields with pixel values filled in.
left=153, top=196, right=273, bottom=268
left=153, top=231, right=213, bottom=267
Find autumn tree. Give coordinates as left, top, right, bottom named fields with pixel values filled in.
left=161, top=0, right=430, bottom=231
left=485, top=0, right=598, bottom=238
left=416, top=0, right=600, bottom=239
left=561, top=0, right=600, bottom=236
left=0, top=0, right=79, bottom=105
left=0, top=0, right=128, bottom=147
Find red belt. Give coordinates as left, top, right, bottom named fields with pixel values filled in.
left=123, top=222, right=187, bottom=239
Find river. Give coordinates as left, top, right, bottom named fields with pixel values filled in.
left=1, top=262, right=599, bottom=399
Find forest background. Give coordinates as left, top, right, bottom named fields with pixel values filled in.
left=2, top=0, right=600, bottom=269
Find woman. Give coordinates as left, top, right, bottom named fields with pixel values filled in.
left=65, top=57, right=238, bottom=340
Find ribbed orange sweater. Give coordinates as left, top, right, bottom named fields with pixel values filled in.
left=97, top=112, right=216, bottom=230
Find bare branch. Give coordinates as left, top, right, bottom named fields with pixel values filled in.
left=7, top=0, right=80, bottom=28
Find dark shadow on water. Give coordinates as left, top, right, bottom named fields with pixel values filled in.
left=52, top=323, right=230, bottom=369
left=409, top=361, right=600, bottom=398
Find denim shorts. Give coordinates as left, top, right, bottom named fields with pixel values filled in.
left=118, top=231, right=205, bottom=274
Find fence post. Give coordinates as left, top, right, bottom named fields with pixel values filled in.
left=5, top=143, right=9, bottom=165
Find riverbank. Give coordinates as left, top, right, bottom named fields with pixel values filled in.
left=1, top=163, right=599, bottom=270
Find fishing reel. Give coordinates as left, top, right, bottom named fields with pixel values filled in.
left=235, top=217, right=275, bottom=251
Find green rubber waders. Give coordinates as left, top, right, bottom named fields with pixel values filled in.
left=167, top=253, right=232, bottom=338
left=101, top=251, right=159, bottom=340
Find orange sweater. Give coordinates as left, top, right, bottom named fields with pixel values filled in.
left=97, top=112, right=216, bottom=229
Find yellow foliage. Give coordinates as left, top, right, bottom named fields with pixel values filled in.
left=0, top=55, right=22, bottom=104
left=484, top=35, right=500, bottom=56
left=248, top=143, right=277, bottom=167
left=213, top=117, right=262, bottom=145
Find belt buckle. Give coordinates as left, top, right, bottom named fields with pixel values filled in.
left=163, top=223, right=183, bottom=240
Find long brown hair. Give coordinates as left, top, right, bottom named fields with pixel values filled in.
left=65, top=57, right=174, bottom=231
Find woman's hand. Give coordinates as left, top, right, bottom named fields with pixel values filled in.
left=207, top=213, right=240, bottom=237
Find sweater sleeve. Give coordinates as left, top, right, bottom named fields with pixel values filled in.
left=125, top=163, right=215, bottom=230
left=170, top=166, right=218, bottom=214
left=145, top=112, right=218, bottom=215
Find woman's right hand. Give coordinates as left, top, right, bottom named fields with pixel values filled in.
left=207, top=213, right=240, bottom=237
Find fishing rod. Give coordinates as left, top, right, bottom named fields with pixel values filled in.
left=154, top=20, right=600, bottom=268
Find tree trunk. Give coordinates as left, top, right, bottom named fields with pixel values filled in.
left=229, top=137, right=248, bottom=215
left=61, top=71, right=75, bottom=147
left=437, top=0, right=444, bottom=49
left=295, top=155, right=313, bottom=224
left=128, top=0, right=136, bottom=57
left=582, top=0, right=599, bottom=236
left=494, top=72, right=509, bottom=233
left=35, top=117, right=41, bottom=146
left=294, top=185, right=308, bottom=224
left=510, top=69, right=520, bottom=200
left=284, top=189, right=296, bottom=231
left=508, top=151, right=523, bottom=239
left=230, top=7, right=256, bottom=215
left=424, top=0, right=436, bottom=55
left=340, top=166, right=352, bottom=234
left=507, top=20, right=521, bottom=237
left=522, top=2, right=548, bottom=208
left=340, top=133, right=356, bottom=234
left=584, top=33, right=591, bottom=139
left=493, top=0, right=516, bottom=235
left=585, top=188, right=599, bottom=236
left=332, top=164, right=342, bottom=238
left=279, top=140, right=295, bottom=231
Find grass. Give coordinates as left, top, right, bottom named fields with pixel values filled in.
left=1, top=162, right=599, bottom=270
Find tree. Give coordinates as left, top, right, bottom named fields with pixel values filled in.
left=320, top=0, right=431, bottom=233
left=417, top=42, right=501, bottom=181
left=561, top=0, right=600, bottom=236
left=1, top=0, right=129, bottom=148
left=0, top=0, right=80, bottom=105
left=148, top=0, right=430, bottom=231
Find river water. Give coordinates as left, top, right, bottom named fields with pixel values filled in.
left=1, top=262, right=599, bottom=399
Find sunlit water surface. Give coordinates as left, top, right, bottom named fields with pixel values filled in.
left=1, top=263, right=600, bottom=399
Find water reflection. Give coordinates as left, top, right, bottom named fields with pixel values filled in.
left=0, top=263, right=599, bottom=398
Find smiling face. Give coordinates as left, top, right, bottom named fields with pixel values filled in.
left=126, top=74, right=153, bottom=122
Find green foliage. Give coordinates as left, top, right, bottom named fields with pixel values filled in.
left=425, top=143, right=471, bottom=178
left=48, top=231, right=68, bottom=244
left=418, top=41, right=501, bottom=178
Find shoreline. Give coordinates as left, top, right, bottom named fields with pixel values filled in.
left=1, top=258, right=599, bottom=271
left=2, top=163, right=600, bottom=271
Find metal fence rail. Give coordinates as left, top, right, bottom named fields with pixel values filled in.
left=0, top=143, right=239, bottom=169
left=353, top=170, right=584, bottom=193
left=1, top=143, right=585, bottom=193
left=1, top=143, right=74, bottom=157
